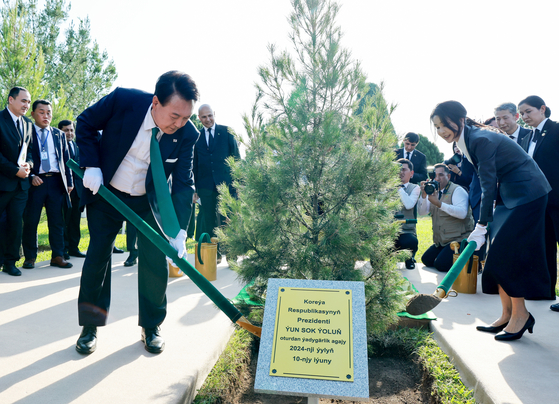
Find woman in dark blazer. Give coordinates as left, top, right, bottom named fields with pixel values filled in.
left=518, top=96, right=559, bottom=306
left=430, top=100, right=551, bottom=341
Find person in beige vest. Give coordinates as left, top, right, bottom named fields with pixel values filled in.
left=418, top=163, right=475, bottom=272
left=395, top=158, right=420, bottom=269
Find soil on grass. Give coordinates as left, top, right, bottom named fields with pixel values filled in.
left=228, top=350, right=433, bottom=404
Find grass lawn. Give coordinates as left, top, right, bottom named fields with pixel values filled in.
left=15, top=208, right=196, bottom=267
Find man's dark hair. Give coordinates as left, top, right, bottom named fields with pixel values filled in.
left=155, top=70, right=199, bottom=105
left=403, top=132, right=419, bottom=143
left=32, top=99, right=51, bottom=111
left=433, top=163, right=450, bottom=174
left=58, top=119, right=73, bottom=129
left=8, top=86, right=28, bottom=101
left=397, top=158, right=414, bottom=171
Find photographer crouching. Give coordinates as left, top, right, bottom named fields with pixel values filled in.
left=395, top=158, right=421, bottom=269
left=418, top=163, right=476, bottom=272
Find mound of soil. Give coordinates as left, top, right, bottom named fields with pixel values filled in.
left=229, top=351, right=433, bottom=403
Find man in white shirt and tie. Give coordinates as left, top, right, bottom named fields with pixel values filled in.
left=395, top=132, right=427, bottom=184
left=494, top=102, right=531, bottom=145
left=22, top=100, right=73, bottom=270
left=192, top=104, right=240, bottom=263
left=75, top=71, right=199, bottom=355
left=395, top=158, right=421, bottom=269
left=0, top=87, right=33, bottom=276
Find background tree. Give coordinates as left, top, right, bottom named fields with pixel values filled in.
left=219, top=0, right=406, bottom=333
left=399, top=133, right=444, bottom=166
left=1, top=0, right=116, bottom=120
left=0, top=2, right=47, bottom=102
left=415, top=134, right=444, bottom=166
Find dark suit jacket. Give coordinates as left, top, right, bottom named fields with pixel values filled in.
left=0, top=109, right=34, bottom=191
left=516, top=126, right=531, bottom=145
left=520, top=119, right=559, bottom=207
left=68, top=140, right=83, bottom=197
left=76, top=87, right=200, bottom=230
left=464, top=125, right=550, bottom=223
left=448, top=154, right=475, bottom=191
left=395, top=148, right=427, bottom=184
left=193, top=124, right=240, bottom=192
left=30, top=126, right=73, bottom=206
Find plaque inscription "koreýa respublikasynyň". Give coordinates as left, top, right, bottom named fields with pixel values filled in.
left=269, top=287, right=353, bottom=382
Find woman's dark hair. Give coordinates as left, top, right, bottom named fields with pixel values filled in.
left=430, top=100, right=494, bottom=137
left=518, top=95, right=551, bottom=118
left=483, top=117, right=496, bottom=126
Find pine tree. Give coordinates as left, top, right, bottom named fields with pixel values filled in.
left=0, top=1, right=47, bottom=102
left=218, top=0, right=406, bottom=333
left=1, top=0, right=116, bottom=119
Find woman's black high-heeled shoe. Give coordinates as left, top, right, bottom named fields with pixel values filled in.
left=494, top=313, right=535, bottom=341
left=476, top=322, right=508, bottom=333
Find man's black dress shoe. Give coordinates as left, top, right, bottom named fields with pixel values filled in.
left=22, top=259, right=35, bottom=269
left=495, top=313, right=535, bottom=341
left=68, top=250, right=86, bottom=258
left=63, top=252, right=70, bottom=260
left=124, top=251, right=138, bottom=267
left=113, top=246, right=124, bottom=254
left=76, top=325, right=97, bottom=354
left=476, top=322, right=508, bottom=333
left=550, top=303, right=559, bottom=312
left=405, top=257, right=415, bottom=270
left=3, top=263, right=21, bottom=276
left=142, top=326, right=165, bottom=354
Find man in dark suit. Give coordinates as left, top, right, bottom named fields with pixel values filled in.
left=193, top=104, right=240, bottom=261
left=494, top=102, right=531, bottom=145
left=395, top=132, right=427, bottom=184
left=59, top=120, right=86, bottom=259
left=22, top=101, right=73, bottom=269
left=0, top=87, right=34, bottom=276
left=75, top=71, right=199, bottom=355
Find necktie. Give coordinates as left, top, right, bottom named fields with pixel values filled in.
left=207, top=128, right=213, bottom=149
left=406, top=152, right=410, bottom=160
left=438, top=190, right=442, bottom=200
left=16, top=119, right=22, bottom=139
left=40, top=128, right=51, bottom=172
left=532, top=129, right=542, bottom=143
left=509, top=135, right=515, bottom=140
left=150, top=127, right=181, bottom=238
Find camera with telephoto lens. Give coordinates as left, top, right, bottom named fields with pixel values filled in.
left=424, top=171, right=439, bottom=195
left=444, top=153, right=461, bottom=166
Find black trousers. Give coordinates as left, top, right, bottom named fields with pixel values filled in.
left=126, top=221, right=137, bottom=252
left=0, top=187, right=28, bottom=264
left=22, top=174, right=66, bottom=259
left=395, top=233, right=418, bottom=257
left=422, top=243, right=482, bottom=273
left=544, top=205, right=559, bottom=299
left=197, top=188, right=222, bottom=239
left=64, top=188, right=82, bottom=253
left=0, top=188, right=26, bottom=265
left=186, top=202, right=204, bottom=241
left=78, top=188, right=168, bottom=328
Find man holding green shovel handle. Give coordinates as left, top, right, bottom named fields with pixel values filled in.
left=75, top=71, right=200, bottom=355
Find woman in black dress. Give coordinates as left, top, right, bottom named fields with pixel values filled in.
left=430, top=100, right=551, bottom=341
